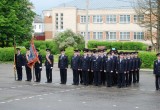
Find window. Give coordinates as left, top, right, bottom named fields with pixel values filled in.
left=120, top=32, right=130, bottom=40
left=80, top=32, right=90, bottom=40
left=60, top=26, right=63, bottom=30
left=39, top=25, right=41, bottom=29
left=107, top=32, right=116, bottom=40
left=134, top=32, right=144, bottom=40
left=80, top=16, right=90, bottom=23
left=106, top=15, right=116, bottom=23
left=56, top=13, right=58, bottom=16
left=93, top=15, right=103, bottom=23
left=61, top=13, right=63, bottom=16
left=93, top=32, right=103, bottom=40
left=34, top=25, right=36, bottom=29
left=134, top=15, right=144, bottom=23
left=120, top=15, right=130, bottom=23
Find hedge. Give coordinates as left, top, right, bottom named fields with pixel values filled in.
left=0, top=47, right=157, bottom=69
left=88, top=41, right=147, bottom=51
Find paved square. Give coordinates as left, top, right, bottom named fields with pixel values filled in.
left=0, top=64, right=159, bottom=110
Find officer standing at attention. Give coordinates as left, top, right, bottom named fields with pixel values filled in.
left=71, top=50, right=81, bottom=85
left=116, top=52, right=126, bottom=88
left=58, top=49, right=68, bottom=84
left=81, top=49, right=90, bottom=86
left=91, top=50, right=103, bottom=86
left=15, top=48, right=24, bottom=81
left=153, top=53, right=160, bottom=90
left=25, top=48, right=32, bottom=82
left=45, top=49, right=54, bottom=83
left=34, top=49, right=42, bottom=82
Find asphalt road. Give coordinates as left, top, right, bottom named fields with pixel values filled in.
left=0, top=63, right=160, bottom=110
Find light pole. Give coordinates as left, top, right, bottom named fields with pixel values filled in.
left=85, top=0, right=89, bottom=48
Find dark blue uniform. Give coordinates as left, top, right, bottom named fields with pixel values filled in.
left=112, top=56, right=118, bottom=85
left=91, top=56, right=103, bottom=86
left=129, top=58, right=135, bottom=85
left=71, top=55, right=81, bottom=85
left=126, top=58, right=132, bottom=86
left=88, top=55, right=94, bottom=85
left=153, top=60, right=160, bottom=90
left=34, top=55, right=42, bottom=82
left=104, top=58, right=114, bottom=87
left=116, top=59, right=126, bottom=88
left=25, top=54, right=32, bottom=81
left=135, top=57, right=142, bottom=83
left=58, top=55, right=68, bottom=84
left=45, top=54, right=54, bottom=83
left=81, top=56, right=90, bottom=85
left=15, top=54, right=24, bottom=81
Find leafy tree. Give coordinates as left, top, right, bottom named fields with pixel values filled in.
left=0, top=0, right=35, bottom=47
left=54, top=29, right=85, bottom=50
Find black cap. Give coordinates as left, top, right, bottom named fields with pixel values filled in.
left=156, top=53, right=160, bottom=56
left=99, top=49, right=104, bottom=52
left=60, top=49, right=65, bottom=52
left=74, top=50, right=78, bottom=52
left=118, top=51, right=124, bottom=55
left=46, top=48, right=51, bottom=51
left=16, top=48, right=21, bottom=50
left=83, top=48, right=88, bottom=52
left=135, top=52, right=138, bottom=54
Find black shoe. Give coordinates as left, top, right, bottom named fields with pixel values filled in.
left=45, top=81, right=49, bottom=83
left=16, top=79, right=22, bottom=81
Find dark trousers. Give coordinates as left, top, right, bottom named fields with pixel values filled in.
left=46, top=68, right=52, bottom=82
left=125, top=72, right=129, bottom=86
left=25, top=66, right=32, bottom=81
left=79, top=70, right=83, bottom=84
left=16, top=67, right=22, bottom=80
left=129, top=71, right=133, bottom=85
left=60, top=69, right=67, bottom=84
left=135, top=70, right=140, bottom=83
left=73, top=69, right=79, bottom=85
left=106, top=72, right=112, bottom=87
left=82, top=70, right=89, bottom=85
left=89, top=71, right=93, bottom=84
left=101, top=71, right=105, bottom=85
left=35, top=68, right=41, bottom=82
left=113, top=71, right=117, bottom=85
left=117, top=73, right=125, bottom=87
left=155, top=75, right=160, bottom=90
left=94, top=71, right=101, bottom=86
left=133, top=70, right=136, bottom=83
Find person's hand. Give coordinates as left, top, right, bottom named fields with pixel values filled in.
left=39, top=67, right=42, bottom=69
left=111, top=71, right=113, bottom=73
left=51, top=67, right=53, bottom=69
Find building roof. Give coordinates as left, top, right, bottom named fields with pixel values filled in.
left=34, top=15, right=43, bottom=23
left=53, top=0, right=134, bottom=10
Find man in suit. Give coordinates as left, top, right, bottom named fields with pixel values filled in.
left=99, top=49, right=105, bottom=85
left=58, top=49, right=68, bottom=84
left=77, top=49, right=83, bottom=84
left=71, top=50, right=81, bottom=85
left=81, top=49, right=90, bottom=86
left=25, top=48, right=32, bottom=81
left=116, top=52, right=126, bottom=88
left=104, top=52, right=114, bottom=87
left=134, top=52, right=142, bottom=83
left=45, top=49, right=54, bottom=83
left=91, top=50, right=103, bottom=86
left=34, top=49, right=42, bottom=82
left=129, top=52, right=135, bottom=85
left=88, top=49, right=94, bottom=85
left=153, top=53, right=160, bottom=90
left=15, top=48, right=24, bottom=81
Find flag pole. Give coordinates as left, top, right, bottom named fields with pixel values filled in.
left=32, top=64, right=35, bottom=81
left=13, top=36, right=17, bottom=81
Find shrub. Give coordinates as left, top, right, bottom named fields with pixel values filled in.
left=65, top=47, right=74, bottom=64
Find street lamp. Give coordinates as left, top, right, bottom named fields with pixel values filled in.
left=85, top=0, right=89, bottom=48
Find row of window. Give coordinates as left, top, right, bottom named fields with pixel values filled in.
left=80, top=15, right=144, bottom=24
left=80, top=32, right=144, bottom=40
left=55, top=13, right=64, bottom=30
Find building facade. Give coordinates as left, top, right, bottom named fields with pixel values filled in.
left=43, top=0, right=154, bottom=44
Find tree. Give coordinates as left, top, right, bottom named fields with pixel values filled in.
left=133, top=0, right=160, bottom=52
left=0, top=0, right=35, bottom=47
left=54, top=29, right=85, bottom=50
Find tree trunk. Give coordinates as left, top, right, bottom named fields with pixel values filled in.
left=157, top=1, right=160, bottom=52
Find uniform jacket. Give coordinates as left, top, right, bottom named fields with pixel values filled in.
left=58, top=55, right=68, bottom=69
left=45, top=54, right=54, bottom=69
left=104, top=58, right=114, bottom=72
left=35, top=55, right=42, bottom=69
left=116, top=59, right=126, bottom=73
left=80, top=56, right=90, bottom=71
left=71, top=55, right=81, bottom=70
left=15, top=54, right=24, bottom=68
left=91, top=56, right=103, bottom=72
left=153, top=60, right=160, bottom=76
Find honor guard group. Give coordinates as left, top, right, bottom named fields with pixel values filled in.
left=14, top=47, right=160, bottom=90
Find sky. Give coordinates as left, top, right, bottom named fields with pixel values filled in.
left=29, top=0, right=73, bottom=15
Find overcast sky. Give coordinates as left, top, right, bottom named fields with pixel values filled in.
left=29, top=0, right=73, bottom=15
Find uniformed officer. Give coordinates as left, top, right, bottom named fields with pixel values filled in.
left=77, top=49, right=83, bottom=84
left=91, top=50, right=103, bottom=86
left=81, top=49, right=90, bottom=86
left=15, top=48, right=24, bottom=81
left=58, top=49, right=68, bottom=84
left=116, top=52, right=126, bottom=88
left=104, top=52, right=114, bottom=87
left=129, top=52, right=135, bottom=85
left=45, top=49, right=54, bottom=83
left=99, top=49, right=105, bottom=85
left=134, top=52, right=142, bottom=83
left=126, top=52, right=132, bottom=86
left=153, top=53, right=160, bottom=90
left=34, top=49, right=42, bottom=82
left=25, top=48, right=32, bottom=81
left=71, top=50, right=81, bottom=85
left=88, top=49, right=93, bottom=85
